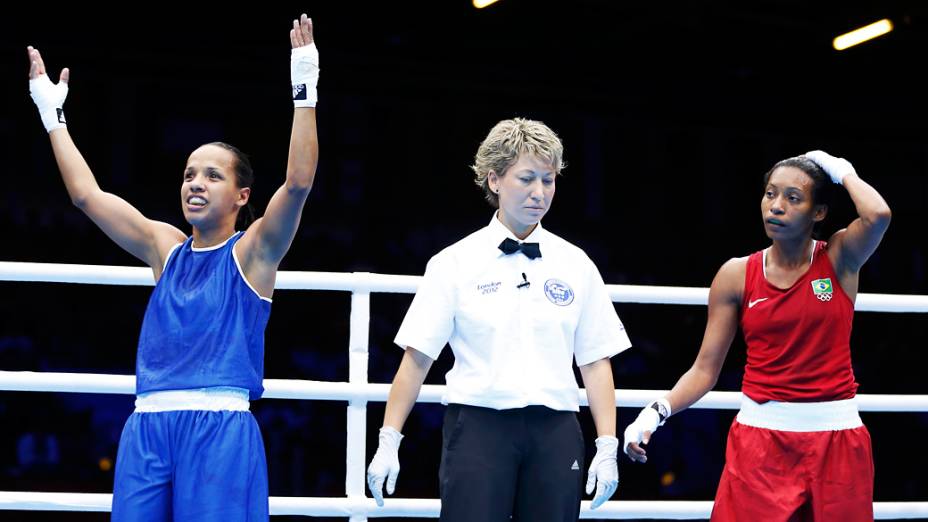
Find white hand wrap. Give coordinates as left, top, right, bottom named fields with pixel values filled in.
left=805, top=150, right=855, bottom=185
left=367, top=426, right=402, bottom=507
left=623, top=398, right=671, bottom=455
left=29, top=74, right=68, bottom=132
left=291, top=43, right=319, bottom=107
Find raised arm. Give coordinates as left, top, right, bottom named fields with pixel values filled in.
left=804, top=151, right=891, bottom=294
left=236, top=14, right=319, bottom=296
left=624, top=257, right=744, bottom=463
left=27, top=46, right=185, bottom=276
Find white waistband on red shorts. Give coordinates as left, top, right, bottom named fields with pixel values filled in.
left=134, top=387, right=250, bottom=412
left=736, top=395, right=862, bottom=432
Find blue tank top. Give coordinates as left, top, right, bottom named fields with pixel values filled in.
left=136, top=231, right=271, bottom=400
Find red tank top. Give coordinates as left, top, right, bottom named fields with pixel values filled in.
left=740, top=240, right=858, bottom=402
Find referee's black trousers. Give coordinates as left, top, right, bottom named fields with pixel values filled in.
left=438, top=404, right=585, bottom=522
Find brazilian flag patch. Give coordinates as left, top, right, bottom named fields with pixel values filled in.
left=811, top=278, right=833, bottom=302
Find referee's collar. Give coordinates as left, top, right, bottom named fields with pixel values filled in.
left=487, top=212, right=545, bottom=249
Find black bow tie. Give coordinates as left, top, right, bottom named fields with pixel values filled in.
left=498, top=238, right=542, bottom=259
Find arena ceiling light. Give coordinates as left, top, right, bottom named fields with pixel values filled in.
left=473, top=0, right=501, bottom=8
left=833, top=19, right=893, bottom=51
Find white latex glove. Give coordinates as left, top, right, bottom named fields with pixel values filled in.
left=366, top=426, right=402, bottom=507
left=586, top=435, right=619, bottom=509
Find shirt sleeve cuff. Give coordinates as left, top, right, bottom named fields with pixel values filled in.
left=575, top=340, right=631, bottom=367
left=393, top=336, right=442, bottom=361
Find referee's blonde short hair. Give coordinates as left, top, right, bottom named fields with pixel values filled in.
left=472, top=118, right=565, bottom=208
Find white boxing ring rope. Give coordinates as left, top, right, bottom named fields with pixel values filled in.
left=1, top=261, right=926, bottom=520
left=5, top=261, right=928, bottom=311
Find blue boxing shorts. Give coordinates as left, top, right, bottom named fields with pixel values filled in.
left=111, top=405, right=268, bottom=521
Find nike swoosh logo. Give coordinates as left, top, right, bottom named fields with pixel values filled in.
left=748, top=298, right=769, bottom=308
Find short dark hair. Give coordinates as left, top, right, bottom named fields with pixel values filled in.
left=763, top=156, right=833, bottom=208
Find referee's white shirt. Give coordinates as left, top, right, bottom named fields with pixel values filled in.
left=394, top=214, right=631, bottom=412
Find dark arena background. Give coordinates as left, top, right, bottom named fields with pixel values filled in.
left=2, top=2, right=927, bottom=521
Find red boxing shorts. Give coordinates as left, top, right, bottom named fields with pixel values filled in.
left=711, top=397, right=874, bottom=522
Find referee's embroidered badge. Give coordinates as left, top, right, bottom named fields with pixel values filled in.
left=544, top=279, right=574, bottom=306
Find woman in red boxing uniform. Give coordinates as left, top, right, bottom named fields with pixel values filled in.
left=623, top=150, right=891, bottom=521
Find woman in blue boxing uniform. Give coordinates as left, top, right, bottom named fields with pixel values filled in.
left=27, top=13, right=320, bottom=521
